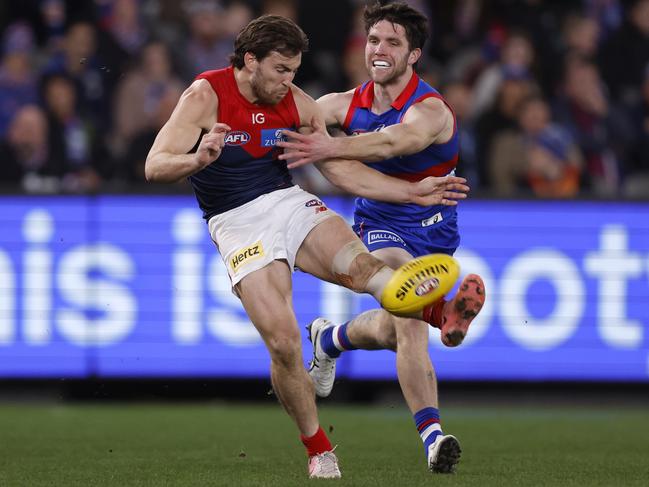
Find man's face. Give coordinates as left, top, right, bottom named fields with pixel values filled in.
left=365, top=20, right=417, bottom=85
left=250, top=51, right=301, bottom=105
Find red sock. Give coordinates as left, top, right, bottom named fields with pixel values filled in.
left=423, top=297, right=446, bottom=327
left=300, top=426, right=332, bottom=457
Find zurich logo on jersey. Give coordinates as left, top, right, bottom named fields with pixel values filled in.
left=261, top=128, right=290, bottom=147
left=225, top=131, right=250, bottom=146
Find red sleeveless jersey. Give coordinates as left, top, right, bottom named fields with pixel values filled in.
left=190, top=66, right=301, bottom=219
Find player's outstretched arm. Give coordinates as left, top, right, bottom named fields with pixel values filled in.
left=278, top=97, right=452, bottom=168
left=145, top=80, right=230, bottom=183
left=287, top=91, right=468, bottom=205
left=316, top=159, right=469, bottom=206
left=278, top=91, right=347, bottom=168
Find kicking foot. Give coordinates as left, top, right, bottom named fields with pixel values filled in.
left=428, top=435, right=461, bottom=474
left=440, top=274, right=485, bottom=347
left=307, top=318, right=337, bottom=398
left=308, top=450, right=341, bottom=478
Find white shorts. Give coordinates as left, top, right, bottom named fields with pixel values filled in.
left=208, top=186, right=338, bottom=291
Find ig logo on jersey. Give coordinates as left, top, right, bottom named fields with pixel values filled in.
left=224, top=131, right=250, bottom=146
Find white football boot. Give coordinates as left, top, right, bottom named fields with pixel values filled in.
left=427, top=434, right=462, bottom=473
left=308, top=450, right=341, bottom=479
left=307, top=318, right=337, bottom=397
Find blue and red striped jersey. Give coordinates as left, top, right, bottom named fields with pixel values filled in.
left=343, top=71, right=459, bottom=225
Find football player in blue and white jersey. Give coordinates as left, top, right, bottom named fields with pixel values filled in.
left=279, top=2, right=486, bottom=474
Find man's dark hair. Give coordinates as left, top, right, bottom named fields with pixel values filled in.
left=363, top=2, right=429, bottom=51
left=229, top=15, right=309, bottom=69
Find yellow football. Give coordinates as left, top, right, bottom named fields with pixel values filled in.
left=380, top=253, right=460, bottom=315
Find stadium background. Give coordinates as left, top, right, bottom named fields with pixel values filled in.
left=1, top=1, right=648, bottom=486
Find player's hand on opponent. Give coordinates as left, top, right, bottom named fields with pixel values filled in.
left=196, top=122, right=231, bottom=168
left=410, top=175, right=470, bottom=206
left=278, top=118, right=333, bottom=169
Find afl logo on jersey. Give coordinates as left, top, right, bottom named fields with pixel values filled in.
left=224, top=131, right=250, bottom=146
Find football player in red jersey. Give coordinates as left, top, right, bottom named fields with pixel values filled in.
left=145, top=14, right=469, bottom=479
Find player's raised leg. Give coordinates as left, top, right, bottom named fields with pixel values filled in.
left=295, top=216, right=458, bottom=318
left=236, top=260, right=340, bottom=479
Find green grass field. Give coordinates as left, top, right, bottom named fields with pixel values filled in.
left=1, top=402, right=648, bottom=486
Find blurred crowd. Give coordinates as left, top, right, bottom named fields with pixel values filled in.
left=0, top=0, right=648, bottom=199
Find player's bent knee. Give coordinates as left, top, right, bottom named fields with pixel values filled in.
left=331, top=240, right=390, bottom=294
left=347, top=253, right=388, bottom=293
left=266, top=334, right=302, bottom=367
